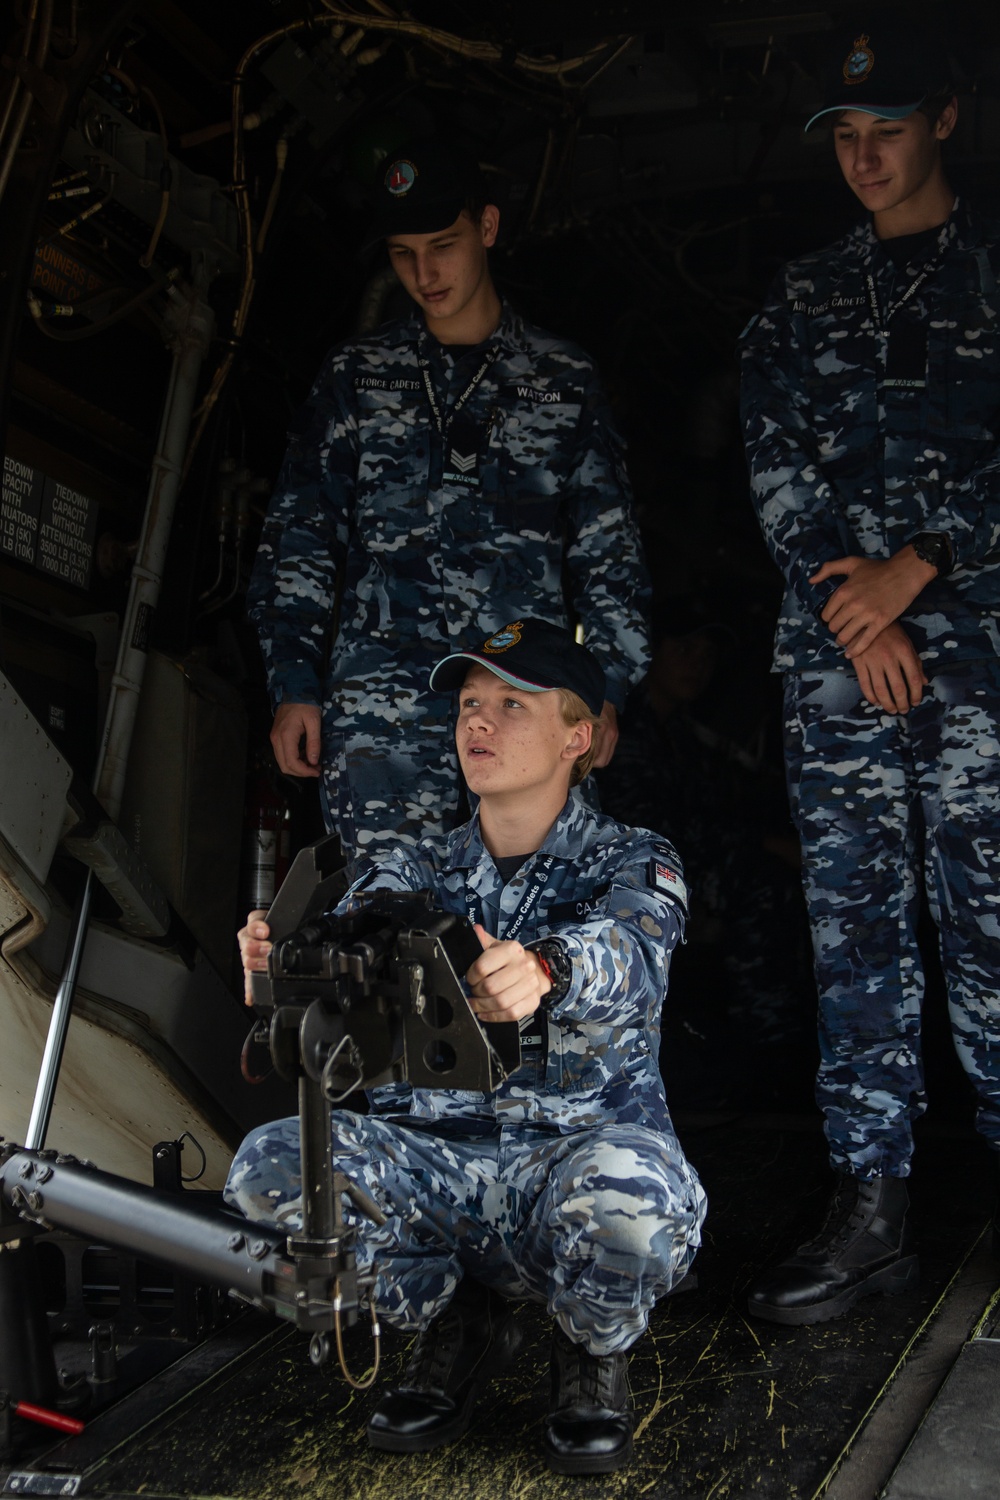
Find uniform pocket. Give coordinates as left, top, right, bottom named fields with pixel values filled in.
left=496, top=400, right=580, bottom=505
left=927, top=306, right=1000, bottom=442
left=354, top=388, right=429, bottom=514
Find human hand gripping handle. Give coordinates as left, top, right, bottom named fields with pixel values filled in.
left=239, top=914, right=554, bottom=1018
left=810, top=547, right=938, bottom=658
left=238, top=910, right=271, bottom=1006
left=466, top=923, right=552, bottom=1024
left=270, top=701, right=322, bottom=777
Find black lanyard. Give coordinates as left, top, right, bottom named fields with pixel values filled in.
left=465, top=853, right=557, bottom=940
left=865, top=260, right=937, bottom=334
left=420, top=346, right=501, bottom=440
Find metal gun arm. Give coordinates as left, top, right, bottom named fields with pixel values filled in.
left=0, top=1142, right=364, bottom=1339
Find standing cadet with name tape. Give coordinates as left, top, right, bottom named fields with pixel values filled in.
left=248, top=139, right=649, bottom=862
left=740, top=18, right=1000, bottom=1325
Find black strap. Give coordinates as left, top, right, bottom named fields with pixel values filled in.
left=865, top=260, right=938, bottom=332
left=420, top=346, right=501, bottom=440
left=464, top=853, right=557, bottom=939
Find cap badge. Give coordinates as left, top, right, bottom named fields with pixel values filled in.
left=482, top=621, right=523, bottom=654
left=843, top=34, right=875, bottom=85
left=385, top=159, right=417, bottom=197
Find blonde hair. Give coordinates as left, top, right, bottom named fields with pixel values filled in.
left=556, top=688, right=601, bottom=785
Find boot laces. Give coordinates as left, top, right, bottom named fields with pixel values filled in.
left=402, top=1306, right=462, bottom=1391
left=557, top=1337, right=622, bottom=1409
left=801, top=1179, right=872, bottom=1254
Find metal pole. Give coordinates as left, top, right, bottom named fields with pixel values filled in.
left=1, top=1148, right=289, bottom=1302
left=23, top=263, right=215, bottom=1149
left=24, top=870, right=94, bottom=1150
left=94, top=265, right=215, bottom=823
left=299, top=1074, right=338, bottom=1241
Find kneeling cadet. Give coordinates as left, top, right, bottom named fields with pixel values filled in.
left=230, top=617, right=705, bottom=1475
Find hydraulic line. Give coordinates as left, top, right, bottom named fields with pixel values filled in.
left=26, top=266, right=179, bottom=341
left=0, top=0, right=54, bottom=212
left=138, top=84, right=171, bottom=268
left=255, top=135, right=288, bottom=254
left=0, top=0, right=39, bottom=157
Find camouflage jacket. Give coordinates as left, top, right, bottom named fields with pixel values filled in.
left=741, top=199, right=1000, bottom=671
left=340, top=790, right=687, bottom=1133
left=248, top=301, right=649, bottom=720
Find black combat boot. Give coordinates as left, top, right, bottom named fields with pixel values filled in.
left=747, top=1172, right=917, bottom=1326
left=542, top=1324, right=634, bottom=1475
left=366, top=1282, right=520, bottom=1452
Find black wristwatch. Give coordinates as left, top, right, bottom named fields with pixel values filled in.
left=909, top=531, right=953, bottom=578
left=527, top=938, right=573, bottom=1005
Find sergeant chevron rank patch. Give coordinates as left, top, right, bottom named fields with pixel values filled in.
left=444, top=448, right=480, bottom=485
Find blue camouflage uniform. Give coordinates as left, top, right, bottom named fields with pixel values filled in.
left=224, top=791, right=705, bottom=1356
left=248, top=302, right=650, bottom=858
left=741, top=198, right=1000, bottom=1176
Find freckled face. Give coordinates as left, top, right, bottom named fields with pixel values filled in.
left=832, top=107, right=954, bottom=221
left=386, top=208, right=498, bottom=330
left=456, top=664, right=576, bottom=799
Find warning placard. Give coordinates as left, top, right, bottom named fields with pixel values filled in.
left=32, top=244, right=104, bottom=305
left=1, top=455, right=45, bottom=565
left=1, top=456, right=98, bottom=590
left=36, top=478, right=98, bottom=590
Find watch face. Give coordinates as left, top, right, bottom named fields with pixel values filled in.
left=534, top=939, right=570, bottom=999
left=912, top=533, right=950, bottom=574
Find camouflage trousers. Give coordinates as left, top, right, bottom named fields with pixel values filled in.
left=320, top=726, right=464, bottom=859
left=224, top=1111, right=705, bottom=1356
left=784, top=660, right=1000, bottom=1176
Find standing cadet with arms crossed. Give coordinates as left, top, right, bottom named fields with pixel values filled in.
left=249, top=140, right=649, bottom=862
left=232, top=619, right=704, bottom=1475
left=741, top=18, right=1000, bottom=1325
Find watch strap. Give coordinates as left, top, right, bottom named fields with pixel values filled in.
left=527, top=938, right=572, bottom=1004
left=910, top=531, right=953, bottom=578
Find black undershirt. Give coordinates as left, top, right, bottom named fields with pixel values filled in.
left=493, top=853, right=532, bottom=885
left=441, top=340, right=487, bottom=362
left=879, top=223, right=945, bottom=270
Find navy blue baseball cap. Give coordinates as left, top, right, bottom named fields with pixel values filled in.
left=430, top=619, right=606, bottom=717
left=806, top=19, right=953, bottom=131
left=372, top=139, right=487, bottom=236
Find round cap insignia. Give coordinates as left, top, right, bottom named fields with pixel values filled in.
left=385, top=159, right=417, bottom=197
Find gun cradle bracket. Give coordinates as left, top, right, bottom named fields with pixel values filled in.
left=263, top=892, right=521, bottom=1098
